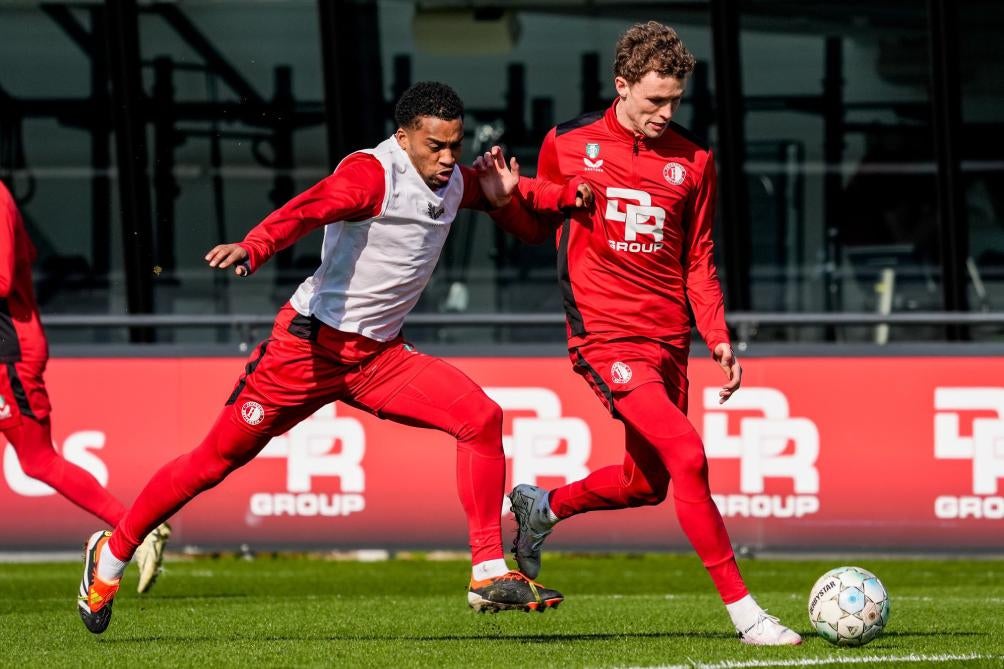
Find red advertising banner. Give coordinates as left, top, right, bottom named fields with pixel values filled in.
left=1, top=356, right=1001, bottom=551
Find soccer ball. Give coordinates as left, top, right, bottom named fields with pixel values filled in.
left=807, top=566, right=890, bottom=646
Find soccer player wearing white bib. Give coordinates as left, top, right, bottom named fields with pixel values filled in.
left=79, top=82, right=588, bottom=634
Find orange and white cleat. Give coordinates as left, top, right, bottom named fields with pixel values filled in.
left=467, top=570, right=563, bottom=613
left=77, top=530, right=121, bottom=634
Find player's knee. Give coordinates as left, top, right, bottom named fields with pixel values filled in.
left=18, top=451, right=58, bottom=483
left=666, top=432, right=710, bottom=491
left=624, top=473, right=669, bottom=507
left=454, top=393, right=503, bottom=444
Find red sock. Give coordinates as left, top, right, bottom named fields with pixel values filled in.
left=109, top=411, right=268, bottom=560
left=5, top=416, right=126, bottom=526
left=377, top=361, right=505, bottom=565
left=550, top=383, right=748, bottom=603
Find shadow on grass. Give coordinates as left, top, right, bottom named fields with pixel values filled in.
left=96, top=629, right=990, bottom=645
left=97, top=631, right=743, bottom=644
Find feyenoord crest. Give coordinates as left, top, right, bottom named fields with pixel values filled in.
left=586, top=143, right=600, bottom=160
left=611, top=361, right=633, bottom=385
left=241, top=401, right=265, bottom=426
left=663, top=161, right=686, bottom=185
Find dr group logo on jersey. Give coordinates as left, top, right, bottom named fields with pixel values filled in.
left=933, top=387, right=1004, bottom=520
left=604, top=187, right=666, bottom=253
left=249, top=404, right=365, bottom=518
left=485, top=387, right=591, bottom=513
left=703, top=387, right=820, bottom=519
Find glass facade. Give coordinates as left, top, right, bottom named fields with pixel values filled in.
left=1, top=0, right=1001, bottom=347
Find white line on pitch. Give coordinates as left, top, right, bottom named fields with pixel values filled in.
left=623, top=653, right=1001, bottom=669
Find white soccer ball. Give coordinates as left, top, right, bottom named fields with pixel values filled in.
left=807, top=566, right=890, bottom=646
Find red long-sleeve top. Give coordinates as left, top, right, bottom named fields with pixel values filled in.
left=0, top=181, right=46, bottom=362
left=524, top=99, right=731, bottom=354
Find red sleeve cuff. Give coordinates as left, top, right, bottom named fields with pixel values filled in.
left=705, top=331, right=731, bottom=355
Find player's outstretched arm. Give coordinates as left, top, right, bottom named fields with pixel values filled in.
left=474, top=145, right=593, bottom=213
left=230, top=153, right=385, bottom=275
left=713, top=342, right=742, bottom=404
left=473, top=145, right=520, bottom=208
left=205, top=243, right=250, bottom=277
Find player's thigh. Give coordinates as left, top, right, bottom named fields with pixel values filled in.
left=225, top=334, right=340, bottom=436
left=615, top=381, right=697, bottom=443
left=352, top=351, right=495, bottom=433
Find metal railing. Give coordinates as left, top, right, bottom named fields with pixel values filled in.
left=41, top=311, right=1004, bottom=329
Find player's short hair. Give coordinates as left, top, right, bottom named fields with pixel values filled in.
left=394, top=81, right=464, bottom=130
left=614, top=21, right=696, bottom=84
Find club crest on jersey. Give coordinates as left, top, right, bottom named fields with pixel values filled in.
left=0, top=395, right=9, bottom=420
left=663, top=161, right=686, bottom=185
left=583, top=143, right=604, bottom=171
left=611, top=362, right=633, bottom=385
left=241, top=401, right=265, bottom=426
left=426, top=202, right=445, bottom=220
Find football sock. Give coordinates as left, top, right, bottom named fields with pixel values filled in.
left=472, top=559, right=509, bottom=580
left=543, top=495, right=560, bottom=524
left=377, top=366, right=506, bottom=566
left=4, top=416, right=126, bottom=526
left=726, top=594, right=763, bottom=631
left=97, top=541, right=129, bottom=583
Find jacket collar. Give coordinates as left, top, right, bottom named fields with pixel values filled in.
left=603, top=98, right=647, bottom=146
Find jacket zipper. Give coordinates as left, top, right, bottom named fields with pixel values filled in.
left=632, top=136, right=640, bottom=187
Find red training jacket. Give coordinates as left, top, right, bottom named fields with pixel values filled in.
left=0, top=181, right=46, bottom=362
left=526, top=99, right=731, bottom=354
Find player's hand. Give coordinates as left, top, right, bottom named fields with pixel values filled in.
left=713, top=342, right=742, bottom=404
left=473, top=145, right=519, bottom=208
left=205, top=243, right=250, bottom=277
left=575, top=183, right=594, bottom=209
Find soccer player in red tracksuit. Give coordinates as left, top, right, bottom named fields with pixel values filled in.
left=502, top=22, right=802, bottom=645
left=78, top=82, right=588, bottom=634
left=0, top=181, right=170, bottom=594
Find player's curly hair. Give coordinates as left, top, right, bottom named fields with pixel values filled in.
left=394, top=81, right=465, bottom=130
left=614, top=21, right=695, bottom=84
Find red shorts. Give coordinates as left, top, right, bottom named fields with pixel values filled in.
left=0, top=358, right=52, bottom=431
left=570, top=336, right=689, bottom=416
left=225, top=303, right=438, bottom=436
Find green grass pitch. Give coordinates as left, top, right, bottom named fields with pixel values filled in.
left=1, top=553, right=1002, bottom=668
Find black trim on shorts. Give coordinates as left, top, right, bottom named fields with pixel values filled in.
left=556, top=109, right=604, bottom=136
left=225, top=340, right=269, bottom=406
left=558, top=219, right=585, bottom=337
left=0, top=299, right=21, bottom=362
left=572, top=349, right=616, bottom=416
left=5, top=362, right=35, bottom=419
left=286, top=313, right=321, bottom=342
